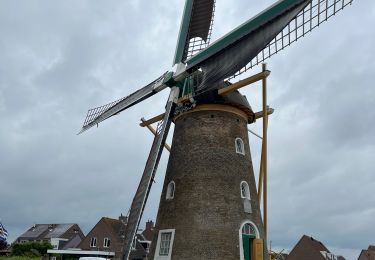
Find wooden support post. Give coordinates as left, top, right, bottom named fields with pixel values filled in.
left=262, top=63, right=268, bottom=244
left=269, top=240, right=272, bottom=260
left=218, top=70, right=270, bottom=96
left=178, top=94, right=193, bottom=103
left=140, top=118, right=171, bottom=152
left=254, top=107, right=274, bottom=120
left=139, top=113, right=164, bottom=127
left=141, top=71, right=273, bottom=128
left=258, top=143, right=264, bottom=201
left=141, top=107, right=274, bottom=128
left=257, top=112, right=269, bottom=200
left=177, top=70, right=270, bottom=104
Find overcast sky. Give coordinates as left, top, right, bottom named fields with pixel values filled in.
left=0, top=1, right=374, bottom=259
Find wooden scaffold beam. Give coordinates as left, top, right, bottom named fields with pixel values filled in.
left=140, top=118, right=171, bottom=152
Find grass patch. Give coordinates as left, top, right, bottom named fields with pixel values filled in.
left=0, top=257, right=40, bottom=260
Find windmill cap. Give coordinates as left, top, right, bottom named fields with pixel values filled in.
left=220, top=90, right=254, bottom=122
left=193, top=87, right=255, bottom=123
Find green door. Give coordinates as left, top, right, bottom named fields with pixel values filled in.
left=242, top=234, right=255, bottom=260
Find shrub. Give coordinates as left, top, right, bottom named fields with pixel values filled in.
left=11, top=242, right=53, bottom=256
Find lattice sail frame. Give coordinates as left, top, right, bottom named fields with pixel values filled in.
left=184, top=0, right=216, bottom=60
left=79, top=72, right=167, bottom=133
left=228, top=0, right=354, bottom=80
left=82, top=97, right=124, bottom=129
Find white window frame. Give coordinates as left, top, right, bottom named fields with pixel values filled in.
left=103, top=237, right=110, bottom=248
left=240, top=181, right=251, bottom=200
left=235, top=138, right=245, bottom=155
left=154, top=229, right=175, bottom=260
left=238, top=220, right=260, bottom=260
left=90, top=237, right=97, bottom=247
left=166, top=181, right=175, bottom=200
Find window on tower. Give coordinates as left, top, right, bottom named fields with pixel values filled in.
left=235, top=138, right=245, bottom=155
left=155, top=229, right=175, bottom=260
left=240, top=181, right=250, bottom=200
left=166, top=181, right=175, bottom=200
left=242, top=223, right=256, bottom=236
left=159, top=232, right=172, bottom=255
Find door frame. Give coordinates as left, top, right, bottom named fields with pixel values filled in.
left=239, top=220, right=260, bottom=260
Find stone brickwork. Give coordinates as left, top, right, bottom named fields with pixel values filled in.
left=149, top=105, right=266, bottom=260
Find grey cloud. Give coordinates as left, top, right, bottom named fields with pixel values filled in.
left=0, top=1, right=374, bottom=260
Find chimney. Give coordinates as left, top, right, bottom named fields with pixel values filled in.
left=145, top=220, right=154, bottom=231
left=119, top=213, right=128, bottom=224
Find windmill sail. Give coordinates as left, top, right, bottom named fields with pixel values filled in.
left=229, top=0, right=354, bottom=79
left=173, top=0, right=216, bottom=64
left=122, top=87, right=180, bottom=260
left=186, top=0, right=312, bottom=92
left=79, top=72, right=169, bottom=134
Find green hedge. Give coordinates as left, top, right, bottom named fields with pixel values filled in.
left=0, top=257, right=40, bottom=260
left=11, top=242, right=53, bottom=256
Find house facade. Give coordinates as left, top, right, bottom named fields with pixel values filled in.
left=358, top=245, right=375, bottom=260
left=286, top=235, right=345, bottom=260
left=79, top=217, right=126, bottom=258
left=79, top=215, right=153, bottom=260
left=15, top=223, right=85, bottom=250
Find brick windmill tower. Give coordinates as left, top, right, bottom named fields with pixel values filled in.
left=149, top=89, right=267, bottom=260
left=79, top=0, right=355, bottom=259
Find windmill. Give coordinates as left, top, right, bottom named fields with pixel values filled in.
left=79, top=0, right=355, bottom=259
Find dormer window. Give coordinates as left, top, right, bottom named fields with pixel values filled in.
left=104, top=237, right=110, bottom=248
left=240, top=181, right=250, bottom=200
left=235, top=138, right=245, bottom=155
left=90, top=237, right=97, bottom=247
left=48, top=225, right=54, bottom=232
left=166, top=181, right=175, bottom=200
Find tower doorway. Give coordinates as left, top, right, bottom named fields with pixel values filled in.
left=240, top=221, right=263, bottom=260
left=242, top=223, right=257, bottom=260
left=242, top=233, right=256, bottom=260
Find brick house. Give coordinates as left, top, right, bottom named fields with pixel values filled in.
left=15, top=223, right=84, bottom=250
left=286, top=235, right=346, bottom=260
left=79, top=216, right=126, bottom=258
left=141, top=220, right=154, bottom=241
left=79, top=215, right=154, bottom=260
left=358, top=245, right=375, bottom=260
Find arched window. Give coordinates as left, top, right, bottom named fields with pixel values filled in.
left=240, top=181, right=250, bottom=200
left=235, top=138, right=245, bottom=155
left=166, top=181, right=175, bottom=200
left=242, top=223, right=256, bottom=236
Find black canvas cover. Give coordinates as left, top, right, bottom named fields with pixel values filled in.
left=189, top=0, right=215, bottom=42
left=195, top=0, right=310, bottom=92
left=178, top=0, right=216, bottom=63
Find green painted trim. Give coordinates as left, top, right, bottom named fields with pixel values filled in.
left=173, top=0, right=194, bottom=65
left=163, top=72, right=186, bottom=93
left=242, top=234, right=256, bottom=260
left=186, top=0, right=307, bottom=68
left=162, top=71, right=175, bottom=86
